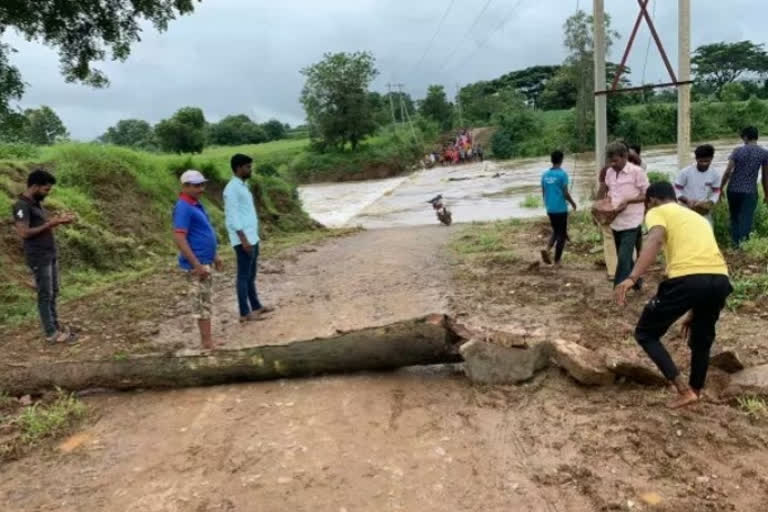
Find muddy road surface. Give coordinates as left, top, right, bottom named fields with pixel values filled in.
left=3, top=224, right=768, bottom=511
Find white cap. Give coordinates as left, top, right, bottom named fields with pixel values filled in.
left=180, top=169, right=208, bottom=185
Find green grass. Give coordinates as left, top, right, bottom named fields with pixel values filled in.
left=728, top=273, right=768, bottom=310
left=17, top=392, right=87, bottom=444
left=0, top=142, right=321, bottom=328
left=450, top=220, right=523, bottom=266
left=742, top=236, right=768, bottom=261
left=520, top=194, right=543, bottom=209
left=737, top=395, right=768, bottom=420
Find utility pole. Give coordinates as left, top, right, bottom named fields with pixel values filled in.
left=455, top=83, right=464, bottom=128
left=386, top=83, right=397, bottom=127
left=677, top=0, right=691, bottom=170
left=593, top=0, right=607, bottom=170
left=396, top=84, right=418, bottom=144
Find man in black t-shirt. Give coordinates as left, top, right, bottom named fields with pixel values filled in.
left=12, top=170, right=76, bottom=344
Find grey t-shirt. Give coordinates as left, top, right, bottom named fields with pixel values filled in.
left=674, top=165, right=722, bottom=223
left=11, top=195, right=56, bottom=266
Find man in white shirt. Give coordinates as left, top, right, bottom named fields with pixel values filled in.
left=674, top=144, right=722, bottom=225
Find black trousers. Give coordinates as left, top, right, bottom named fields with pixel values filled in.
left=634, top=274, right=732, bottom=390
left=547, top=212, right=568, bottom=263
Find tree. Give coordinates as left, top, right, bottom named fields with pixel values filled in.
left=561, top=9, right=619, bottom=149
left=155, top=107, right=206, bottom=153
left=100, top=119, right=154, bottom=148
left=419, top=85, right=453, bottom=131
left=0, top=1, right=197, bottom=115
left=490, top=66, right=561, bottom=106
left=490, top=109, right=542, bottom=159
left=692, top=41, right=768, bottom=96
left=261, top=119, right=287, bottom=141
left=20, top=106, right=68, bottom=145
left=207, top=114, right=266, bottom=146
left=300, top=51, right=379, bottom=150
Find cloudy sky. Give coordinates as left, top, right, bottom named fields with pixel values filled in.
left=4, top=0, right=766, bottom=139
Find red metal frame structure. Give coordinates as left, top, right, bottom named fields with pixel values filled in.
left=595, top=0, right=692, bottom=96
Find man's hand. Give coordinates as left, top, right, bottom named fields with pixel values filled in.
left=214, top=255, right=223, bottom=272
left=242, top=240, right=253, bottom=254
left=192, top=264, right=211, bottom=280
left=49, top=213, right=75, bottom=227
left=615, top=200, right=628, bottom=213
left=692, top=200, right=714, bottom=215
left=614, top=278, right=635, bottom=306
left=680, top=311, right=693, bottom=341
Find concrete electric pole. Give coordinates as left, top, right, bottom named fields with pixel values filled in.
left=593, top=0, right=607, bottom=170
left=677, top=0, right=691, bottom=170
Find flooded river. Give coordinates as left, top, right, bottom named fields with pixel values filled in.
left=299, top=141, right=738, bottom=229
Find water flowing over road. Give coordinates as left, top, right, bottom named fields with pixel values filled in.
left=299, top=141, right=736, bottom=228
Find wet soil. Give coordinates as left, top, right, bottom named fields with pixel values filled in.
left=2, top=223, right=768, bottom=511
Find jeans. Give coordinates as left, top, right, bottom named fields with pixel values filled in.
left=601, top=225, right=617, bottom=279
left=612, top=226, right=642, bottom=287
left=727, top=190, right=758, bottom=247
left=547, top=212, right=568, bottom=263
left=634, top=274, right=732, bottom=390
left=31, top=259, right=59, bottom=337
left=235, top=244, right=263, bottom=317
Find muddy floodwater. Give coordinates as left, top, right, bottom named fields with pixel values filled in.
left=299, top=140, right=738, bottom=229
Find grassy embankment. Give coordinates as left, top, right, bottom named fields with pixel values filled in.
left=0, top=127, right=430, bottom=327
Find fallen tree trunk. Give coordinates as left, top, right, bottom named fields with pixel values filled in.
left=1, top=314, right=465, bottom=396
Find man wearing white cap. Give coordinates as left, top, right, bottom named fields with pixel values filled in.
left=172, top=170, right=223, bottom=350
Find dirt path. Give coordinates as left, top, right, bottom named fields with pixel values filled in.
left=157, top=226, right=455, bottom=351
left=2, top=224, right=768, bottom=511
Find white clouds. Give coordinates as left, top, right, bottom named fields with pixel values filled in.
left=3, top=0, right=766, bottom=139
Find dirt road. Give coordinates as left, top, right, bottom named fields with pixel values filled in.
left=2, top=225, right=768, bottom=511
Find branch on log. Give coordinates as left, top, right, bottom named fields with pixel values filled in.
left=1, top=314, right=466, bottom=396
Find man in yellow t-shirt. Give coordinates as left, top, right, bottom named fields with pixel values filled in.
left=615, top=181, right=732, bottom=409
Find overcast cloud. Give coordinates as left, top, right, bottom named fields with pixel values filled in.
left=4, top=0, right=766, bottom=139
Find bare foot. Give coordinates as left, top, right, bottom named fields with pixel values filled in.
left=201, top=339, right=225, bottom=351
left=667, top=389, right=699, bottom=409
left=540, top=249, right=552, bottom=265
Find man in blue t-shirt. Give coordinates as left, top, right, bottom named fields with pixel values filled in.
left=720, top=126, right=768, bottom=246
left=540, top=150, right=578, bottom=266
left=172, top=169, right=223, bottom=350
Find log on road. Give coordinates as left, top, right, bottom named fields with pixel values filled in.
left=1, top=314, right=466, bottom=395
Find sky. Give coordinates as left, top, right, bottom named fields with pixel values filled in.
left=4, top=0, right=766, bottom=139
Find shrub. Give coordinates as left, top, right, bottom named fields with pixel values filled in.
left=0, top=143, right=40, bottom=160
left=647, top=171, right=670, bottom=184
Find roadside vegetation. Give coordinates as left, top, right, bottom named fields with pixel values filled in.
left=0, top=390, right=87, bottom=462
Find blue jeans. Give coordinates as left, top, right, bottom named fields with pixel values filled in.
left=235, top=244, right=263, bottom=317
left=613, top=226, right=642, bottom=288
left=727, top=190, right=758, bottom=247
left=31, top=258, right=60, bottom=337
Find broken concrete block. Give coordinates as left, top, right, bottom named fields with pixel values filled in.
left=724, top=364, right=768, bottom=397
left=459, top=339, right=551, bottom=385
left=710, top=350, right=745, bottom=374
left=551, top=339, right=614, bottom=386
left=604, top=351, right=667, bottom=386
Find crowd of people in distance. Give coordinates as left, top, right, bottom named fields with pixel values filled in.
left=538, top=126, right=768, bottom=408
left=424, top=129, right=484, bottom=168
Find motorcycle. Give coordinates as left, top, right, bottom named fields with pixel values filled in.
left=428, top=194, right=453, bottom=226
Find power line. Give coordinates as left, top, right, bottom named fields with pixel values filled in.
left=410, top=0, right=457, bottom=73
left=444, top=0, right=527, bottom=72
left=437, top=0, right=495, bottom=70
